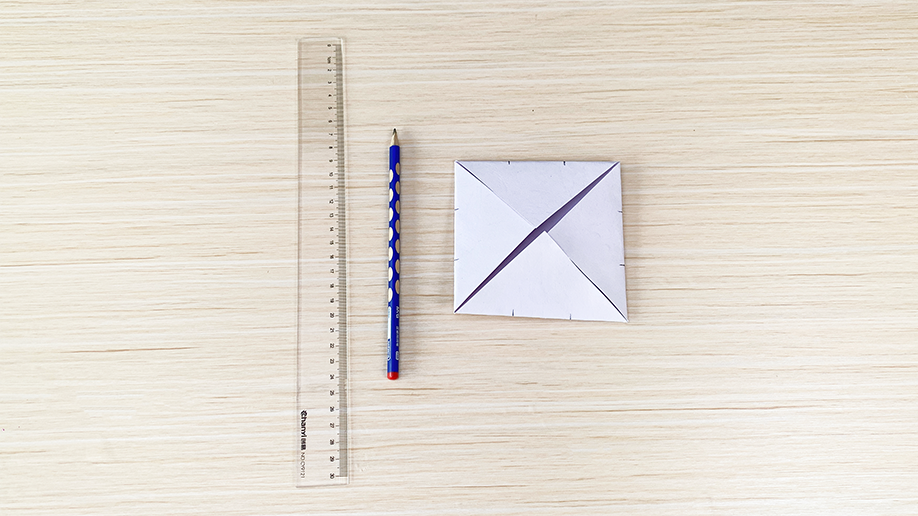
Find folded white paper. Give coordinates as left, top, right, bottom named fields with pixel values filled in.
left=453, top=161, right=627, bottom=322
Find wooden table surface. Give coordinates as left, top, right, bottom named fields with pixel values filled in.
left=3, top=2, right=918, bottom=514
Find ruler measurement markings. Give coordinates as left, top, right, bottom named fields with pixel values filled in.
left=298, top=37, right=349, bottom=487
left=333, top=40, right=348, bottom=480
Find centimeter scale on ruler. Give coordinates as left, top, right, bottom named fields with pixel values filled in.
left=297, top=37, right=349, bottom=487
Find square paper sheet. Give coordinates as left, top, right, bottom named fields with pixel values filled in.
left=453, top=161, right=627, bottom=322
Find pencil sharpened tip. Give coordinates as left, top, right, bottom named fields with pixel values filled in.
left=391, top=129, right=399, bottom=147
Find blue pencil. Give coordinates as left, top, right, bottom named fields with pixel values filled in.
left=387, top=129, right=400, bottom=380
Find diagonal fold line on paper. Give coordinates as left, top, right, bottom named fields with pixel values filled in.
left=566, top=256, right=627, bottom=321
left=457, top=161, right=616, bottom=227
left=454, top=164, right=616, bottom=313
left=455, top=161, right=488, bottom=191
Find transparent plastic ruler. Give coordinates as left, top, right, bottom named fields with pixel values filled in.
left=297, top=37, right=349, bottom=487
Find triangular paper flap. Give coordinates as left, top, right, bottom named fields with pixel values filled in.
left=457, top=232, right=627, bottom=322
left=547, top=163, right=627, bottom=319
left=457, top=161, right=616, bottom=227
left=454, top=162, right=535, bottom=308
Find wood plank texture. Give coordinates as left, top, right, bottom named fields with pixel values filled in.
left=2, top=2, right=917, bottom=514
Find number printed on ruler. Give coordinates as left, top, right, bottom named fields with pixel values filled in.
left=297, top=37, right=349, bottom=487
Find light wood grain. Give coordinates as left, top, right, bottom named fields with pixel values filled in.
left=3, top=1, right=918, bottom=514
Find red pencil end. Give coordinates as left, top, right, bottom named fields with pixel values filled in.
left=387, top=371, right=399, bottom=380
